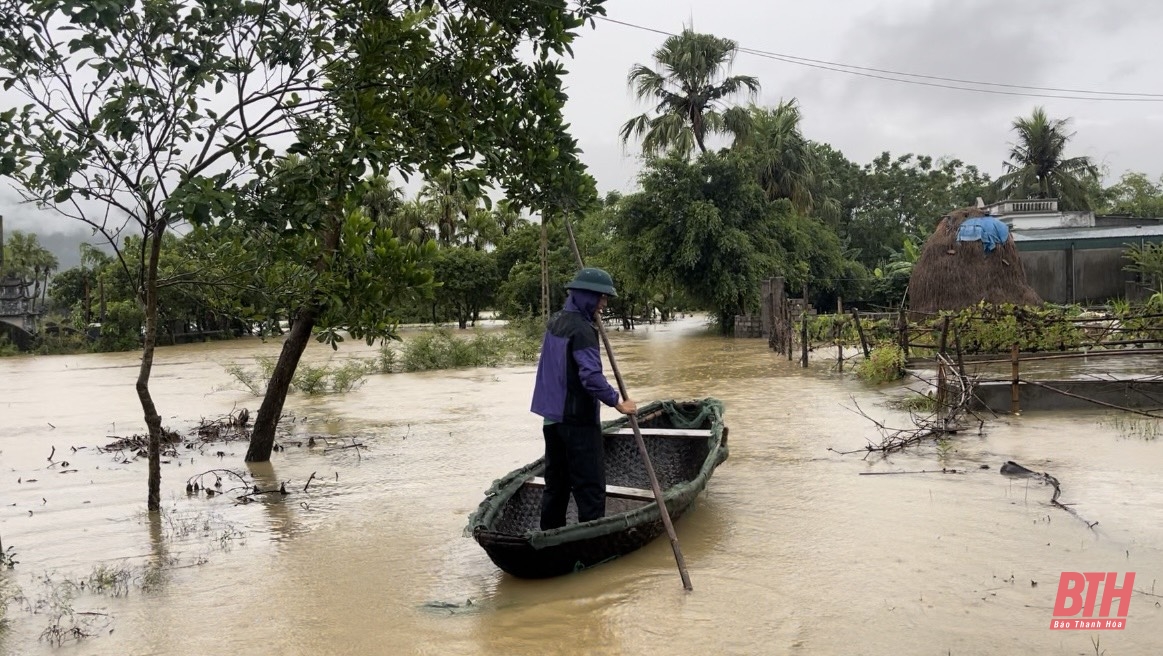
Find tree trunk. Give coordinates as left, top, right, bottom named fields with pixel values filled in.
left=246, top=305, right=319, bottom=462
left=692, top=112, right=707, bottom=154
left=136, top=223, right=166, bottom=512
left=99, top=275, right=106, bottom=322
left=31, top=265, right=42, bottom=311
left=540, top=218, right=549, bottom=321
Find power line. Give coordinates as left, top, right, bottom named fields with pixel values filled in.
left=593, top=15, right=1163, bottom=102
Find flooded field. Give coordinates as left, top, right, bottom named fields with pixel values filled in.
left=1, top=317, right=1161, bottom=655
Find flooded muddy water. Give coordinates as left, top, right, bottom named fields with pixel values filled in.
left=2, top=317, right=1162, bottom=655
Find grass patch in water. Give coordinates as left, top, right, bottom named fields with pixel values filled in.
left=1098, top=413, right=1162, bottom=440
left=225, top=355, right=373, bottom=396
left=0, top=507, right=247, bottom=647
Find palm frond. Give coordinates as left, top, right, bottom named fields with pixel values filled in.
left=627, top=64, right=666, bottom=102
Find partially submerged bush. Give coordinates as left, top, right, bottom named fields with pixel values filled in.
left=887, top=392, right=938, bottom=414
left=225, top=356, right=371, bottom=395
left=398, top=326, right=541, bottom=372
left=855, top=343, right=906, bottom=384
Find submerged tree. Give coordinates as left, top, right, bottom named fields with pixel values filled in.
left=619, top=28, right=760, bottom=158
left=995, top=107, right=1100, bottom=210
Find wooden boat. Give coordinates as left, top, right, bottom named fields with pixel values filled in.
left=466, top=398, right=728, bottom=579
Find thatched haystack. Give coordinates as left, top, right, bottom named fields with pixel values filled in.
left=908, top=206, right=1041, bottom=317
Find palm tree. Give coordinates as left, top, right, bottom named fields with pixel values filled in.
left=460, top=207, right=502, bottom=250
left=995, top=107, right=1100, bottom=210
left=393, top=199, right=436, bottom=245
left=747, top=99, right=838, bottom=220
left=620, top=28, right=760, bottom=158
left=360, top=176, right=404, bottom=224
left=492, top=199, right=527, bottom=237
left=421, top=170, right=480, bottom=245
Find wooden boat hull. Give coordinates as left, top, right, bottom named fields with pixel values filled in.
left=466, top=399, right=728, bottom=579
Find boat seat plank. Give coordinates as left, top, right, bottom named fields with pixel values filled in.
left=603, top=427, right=711, bottom=438
left=526, top=477, right=656, bottom=502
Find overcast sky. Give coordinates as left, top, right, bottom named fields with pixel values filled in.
left=3, top=0, right=1162, bottom=241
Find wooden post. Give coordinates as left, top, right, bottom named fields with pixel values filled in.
left=897, top=307, right=909, bottom=357
left=787, top=304, right=793, bottom=361
left=936, top=316, right=951, bottom=412
left=800, top=283, right=809, bottom=368
left=852, top=308, right=870, bottom=359
left=836, top=297, right=844, bottom=372
left=762, top=278, right=775, bottom=348
left=1010, top=342, right=1020, bottom=414
left=786, top=285, right=794, bottom=361
left=938, top=316, right=951, bottom=355
left=954, top=325, right=966, bottom=379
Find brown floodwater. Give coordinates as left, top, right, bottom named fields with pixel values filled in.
left=1, top=317, right=1162, bottom=655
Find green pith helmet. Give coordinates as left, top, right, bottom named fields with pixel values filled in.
left=565, top=267, right=618, bottom=298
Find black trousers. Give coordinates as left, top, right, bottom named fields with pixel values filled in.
left=540, top=422, right=605, bottom=530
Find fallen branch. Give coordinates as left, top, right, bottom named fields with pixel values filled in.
left=1001, top=460, right=1098, bottom=530
left=837, top=353, right=984, bottom=456
left=858, top=469, right=967, bottom=475
left=323, top=439, right=364, bottom=461
left=185, top=469, right=250, bottom=497
left=234, top=482, right=288, bottom=504
left=304, top=472, right=317, bottom=492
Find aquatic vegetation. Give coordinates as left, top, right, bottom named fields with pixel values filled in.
left=225, top=355, right=373, bottom=396
left=0, top=536, right=15, bottom=570
left=1098, top=413, right=1162, bottom=441
left=886, top=392, right=938, bottom=414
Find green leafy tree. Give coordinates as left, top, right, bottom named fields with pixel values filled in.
left=1102, top=171, right=1163, bottom=218
left=233, top=0, right=606, bottom=461
left=0, top=0, right=397, bottom=510
left=619, top=28, right=759, bottom=158
left=614, top=151, right=778, bottom=332
left=433, top=246, right=499, bottom=328
left=821, top=150, right=991, bottom=270
left=995, top=107, right=1100, bottom=210
left=614, top=150, right=862, bottom=331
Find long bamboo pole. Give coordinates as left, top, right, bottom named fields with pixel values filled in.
left=561, top=215, right=693, bottom=591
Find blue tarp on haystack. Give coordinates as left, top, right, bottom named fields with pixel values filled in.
left=956, top=216, right=1009, bottom=253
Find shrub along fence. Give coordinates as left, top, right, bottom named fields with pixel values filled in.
left=765, top=287, right=1163, bottom=413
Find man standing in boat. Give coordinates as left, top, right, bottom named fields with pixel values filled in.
left=531, top=267, right=637, bottom=530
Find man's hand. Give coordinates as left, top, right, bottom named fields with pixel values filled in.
left=615, top=399, right=637, bottom=415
